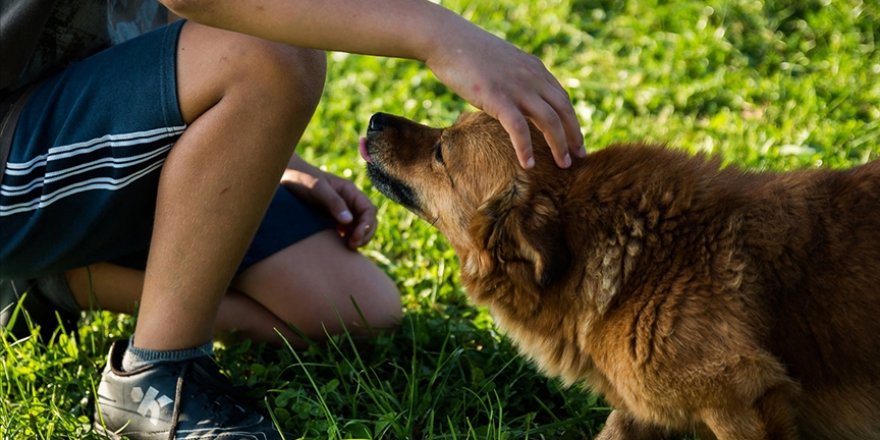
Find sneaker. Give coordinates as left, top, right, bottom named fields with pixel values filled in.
left=93, top=340, right=290, bottom=439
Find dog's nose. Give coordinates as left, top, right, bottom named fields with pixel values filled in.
left=368, top=113, right=386, bottom=133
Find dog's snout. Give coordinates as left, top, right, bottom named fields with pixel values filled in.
left=368, top=113, right=386, bottom=133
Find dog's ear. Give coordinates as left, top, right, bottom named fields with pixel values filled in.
left=469, top=181, right=571, bottom=289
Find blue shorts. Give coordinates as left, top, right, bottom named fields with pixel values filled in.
left=0, top=21, right=335, bottom=280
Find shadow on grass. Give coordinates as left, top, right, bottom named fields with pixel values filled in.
left=215, top=306, right=612, bottom=440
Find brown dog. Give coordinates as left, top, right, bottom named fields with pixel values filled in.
left=361, top=111, right=880, bottom=440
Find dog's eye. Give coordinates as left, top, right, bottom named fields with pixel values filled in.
left=433, top=141, right=444, bottom=164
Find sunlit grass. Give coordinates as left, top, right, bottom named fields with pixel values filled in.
left=2, top=0, right=877, bottom=438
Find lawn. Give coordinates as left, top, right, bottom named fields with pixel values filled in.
left=2, top=0, right=878, bottom=438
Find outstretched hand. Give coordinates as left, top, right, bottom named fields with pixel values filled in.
left=281, top=156, right=377, bottom=250
left=425, top=26, right=585, bottom=169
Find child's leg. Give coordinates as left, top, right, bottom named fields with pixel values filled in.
left=2, top=19, right=335, bottom=437
left=66, top=228, right=401, bottom=346
left=132, top=21, right=327, bottom=351
left=2, top=20, right=330, bottom=349
left=66, top=178, right=401, bottom=346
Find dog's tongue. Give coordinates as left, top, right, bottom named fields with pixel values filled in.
left=358, top=137, right=372, bottom=163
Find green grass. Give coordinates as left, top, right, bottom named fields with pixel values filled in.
left=2, top=0, right=878, bottom=438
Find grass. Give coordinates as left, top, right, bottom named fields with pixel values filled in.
left=2, top=0, right=878, bottom=438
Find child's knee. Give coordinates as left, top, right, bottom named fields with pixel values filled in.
left=176, top=22, right=326, bottom=120
left=231, top=39, right=326, bottom=112
left=255, top=43, right=327, bottom=108
left=341, top=270, right=401, bottom=334
left=364, top=277, right=403, bottom=329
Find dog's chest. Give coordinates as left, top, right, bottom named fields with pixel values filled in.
left=491, top=296, right=686, bottom=419
left=488, top=302, right=596, bottom=387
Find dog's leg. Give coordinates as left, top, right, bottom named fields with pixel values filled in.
left=595, top=409, right=675, bottom=440
left=700, top=394, right=798, bottom=440
left=755, top=384, right=800, bottom=440
left=700, top=406, right=766, bottom=440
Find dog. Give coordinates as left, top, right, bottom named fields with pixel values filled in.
left=361, top=111, right=880, bottom=440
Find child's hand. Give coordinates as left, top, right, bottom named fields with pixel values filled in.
left=282, top=157, right=377, bottom=250
left=424, top=27, right=585, bottom=169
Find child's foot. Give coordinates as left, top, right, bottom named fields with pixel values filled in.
left=93, top=340, right=289, bottom=439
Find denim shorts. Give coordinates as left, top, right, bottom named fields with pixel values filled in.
left=0, top=21, right=334, bottom=310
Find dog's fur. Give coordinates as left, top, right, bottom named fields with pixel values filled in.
left=363, top=111, right=880, bottom=440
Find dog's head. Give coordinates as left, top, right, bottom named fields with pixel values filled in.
left=362, top=112, right=572, bottom=290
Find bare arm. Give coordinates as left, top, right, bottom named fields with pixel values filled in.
left=159, top=0, right=584, bottom=168
left=162, top=0, right=458, bottom=60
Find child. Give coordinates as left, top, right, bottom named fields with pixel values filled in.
left=0, top=1, right=583, bottom=438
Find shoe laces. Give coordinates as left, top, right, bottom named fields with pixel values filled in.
left=167, top=357, right=263, bottom=439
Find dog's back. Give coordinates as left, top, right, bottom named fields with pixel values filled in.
left=663, top=155, right=880, bottom=439
left=747, top=160, right=880, bottom=439
left=568, top=147, right=880, bottom=439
